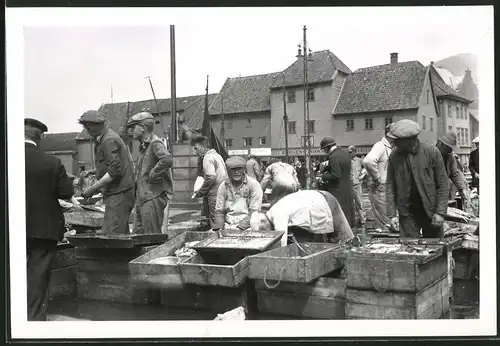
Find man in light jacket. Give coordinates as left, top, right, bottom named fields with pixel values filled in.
left=363, top=123, right=395, bottom=229
left=127, top=112, right=174, bottom=234
left=347, top=145, right=366, bottom=226
left=260, top=157, right=299, bottom=206
left=191, top=135, right=229, bottom=228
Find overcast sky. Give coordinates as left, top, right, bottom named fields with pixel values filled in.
left=22, top=6, right=492, bottom=134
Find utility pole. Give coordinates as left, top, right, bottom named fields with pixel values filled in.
left=220, top=91, right=225, bottom=148
left=170, top=25, right=178, bottom=145
left=282, top=73, right=289, bottom=163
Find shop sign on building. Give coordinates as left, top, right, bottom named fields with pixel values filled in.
left=228, top=149, right=249, bottom=156
left=250, top=148, right=272, bottom=156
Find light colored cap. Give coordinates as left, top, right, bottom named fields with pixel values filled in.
left=127, top=112, right=154, bottom=127
left=226, top=156, right=246, bottom=169
left=389, top=119, right=421, bottom=139
left=439, top=132, right=457, bottom=148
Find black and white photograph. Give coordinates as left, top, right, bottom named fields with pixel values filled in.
left=6, top=5, right=496, bottom=340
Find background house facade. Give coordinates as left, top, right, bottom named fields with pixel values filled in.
left=40, top=132, right=80, bottom=176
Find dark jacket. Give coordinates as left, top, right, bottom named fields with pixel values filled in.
left=135, top=134, right=174, bottom=204
left=386, top=140, right=449, bottom=220
left=25, top=142, right=74, bottom=241
left=94, top=128, right=135, bottom=197
left=322, top=146, right=355, bottom=227
left=444, top=153, right=467, bottom=192
left=469, top=148, right=479, bottom=176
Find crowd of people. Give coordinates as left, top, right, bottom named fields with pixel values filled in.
left=24, top=110, right=479, bottom=321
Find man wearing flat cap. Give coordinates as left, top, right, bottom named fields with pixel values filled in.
left=127, top=112, right=174, bottom=234
left=363, top=123, right=395, bottom=229
left=320, top=137, right=355, bottom=227
left=436, top=132, right=471, bottom=211
left=25, top=118, right=75, bottom=320
left=78, top=110, right=135, bottom=234
left=386, top=119, right=449, bottom=238
left=213, top=156, right=263, bottom=230
left=469, top=136, right=479, bottom=193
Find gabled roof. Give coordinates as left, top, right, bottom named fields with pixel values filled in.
left=208, top=72, right=281, bottom=116
left=39, top=132, right=79, bottom=152
left=76, top=94, right=216, bottom=140
left=271, top=50, right=352, bottom=89
left=429, top=65, right=472, bottom=104
left=333, top=61, right=427, bottom=115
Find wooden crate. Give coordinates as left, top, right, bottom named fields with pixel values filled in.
left=346, top=275, right=450, bottom=319
left=248, top=243, right=344, bottom=284
left=452, top=248, right=479, bottom=280
left=49, top=243, right=77, bottom=300
left=255, top=276, right=346, bottom=319
left=65, top=210, right=104, bottom=228
left=346, top=240, right=447, bottom=293
left=129, top=231, right=215, bottom=289
left=76, top=245, right=160, bottom=304
left=179, top=255, right=249, bottom=287
left=160, top=279, right=257, bottom=314
left=462, top=235, right=479, bottom=251
left=67, top=233, right=168, bottom=249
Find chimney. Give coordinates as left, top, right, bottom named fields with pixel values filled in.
left=390, top=52, right=398, bottom=64
left=464, top=69, right=472, bottom=78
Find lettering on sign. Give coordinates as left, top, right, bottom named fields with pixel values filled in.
left=250, top=148, right=272, bottom=156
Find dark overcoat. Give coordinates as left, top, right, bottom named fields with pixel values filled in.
left=322, top=147, right=355, bottom=227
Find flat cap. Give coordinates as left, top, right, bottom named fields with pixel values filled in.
left=320, top=137, right=336, bottom=149
left=24, top=118, right=48, bottom=132
left=389, top=119, right=421, bottom=139
left=226, top=156, right=246, bottom=169
left=439, top=132, right=457, bottom=148
left=127, top=112, right=154, bottom=127
left=78, top=110, right=106, bottom=124
left=472, top=136, right=479, bottom=143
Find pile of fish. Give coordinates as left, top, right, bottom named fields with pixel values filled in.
left=446, top=207, right=476, bottom=223
left=351, top=243, right=437, bottom=256
left=146, top=241, right=201, bottom=265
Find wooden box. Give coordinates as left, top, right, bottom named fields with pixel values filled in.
left=461, top=235, right=479, bottom=251
left=160, top=279, right=257, bottom=314
left=67, top=233, right=168, bottom=249
left=179, top=255, right=249, bottom=287
left=64, top=210, right=104, bottom=228
left=255, top=276, right=346, bottom=319
left=128, top=231, right=215, bottom=289
left=49, top=243, right=77, bottom=300
left=346, top=241, right=447, bottom=293
left=76, top=245, right=161, bottom=304
left=248, top=243, right=344, bottom=283
left=346, top=275, right=450, bottom=319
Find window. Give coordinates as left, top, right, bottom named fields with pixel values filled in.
left=430, top=118, right=434, bottom=132
left=227, top=121, right=233, bottom=129
left=457, top=128, right=463, bottom=145
left=461, top=128, right=465, bottom=145
left=426, top=89, right=430, bottom=104
left=259, top=137, right=266, bottom=145
left=307, top=88, right=315, bottom=102
left=384, top=117, right=393, bottom=127
left=346, top=119, right=354, bottom=131
left=422, top=115, right=426, bottom=130
left=224, top=138, right=233, bottom=148
left=243, top=137, right=253, bottom=147
left=246, top=118, right=252, bottom=128
left=465, top=128, right=469, bottom=145
left=365, top=118, right=373, bottom=130
left=307, top=120, right=316, bottom=134
left=447, top=105, right=452, bottom=117
left=155, top=120, right=160, bottom=124
left=465, top=110, right=468, bottom=120
left=448, top=125, right=452, bottom=133
left=287, top=90, right=296, bottom=103
left=456, top=106, right=460, bottom=119
left=288, top=121, right=297, bottom=134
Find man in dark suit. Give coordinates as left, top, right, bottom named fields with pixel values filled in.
left=320, top=137, right=355, bottom=227
left=25, top=118, right=75, bottom=321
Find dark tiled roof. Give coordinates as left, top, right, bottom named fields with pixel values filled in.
left=333, top=61, right=426, bottom=115
left=76, top=94, right=216, bottom=140
left=208, top=72, right=281, bottom=116
left=271, top=50, right=352, bottom=89
left=430, top=66, right=472, bottom=103
left=184, top=93, right=219, bottom=130
left=39, top=132, right=79, bottom=152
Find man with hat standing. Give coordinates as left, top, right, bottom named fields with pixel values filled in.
left=320, top=137, right=355, bottom=227
left=363, top=123, right=395, bottom=229
left=347, top=145, right=366, bottom=226
left=25, top=118, right=75, bottom=320
left=469, top=136, right=479, bottom=193
left=435, top=132, right=470, bottom=210
left=386, top=119, right=449, bottom=238
left=213, top=156, right=263, bottom=230
left=127, top=112, right=174, bottom=234
left=78, top=110, right=135, bottom=234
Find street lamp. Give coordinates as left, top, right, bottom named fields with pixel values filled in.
left=296, top=25, right=314, bottom=189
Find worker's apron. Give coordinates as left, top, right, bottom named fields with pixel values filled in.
left=224, top=193, right=250, bottom=230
